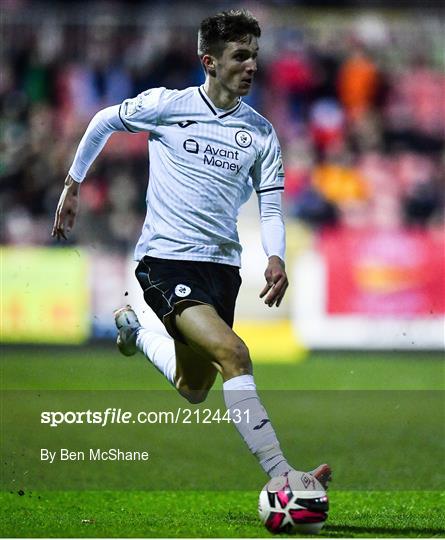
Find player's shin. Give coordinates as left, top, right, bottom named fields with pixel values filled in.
left=136, top=329, right=176, bottom=385
left=223, top=374, right=292, bottom=477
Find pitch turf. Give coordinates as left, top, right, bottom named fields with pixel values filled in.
left=1, top=347, right=444, bottom=537
left=1, top=490, right=444, bottom=538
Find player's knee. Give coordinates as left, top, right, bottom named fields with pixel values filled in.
left=178, top=387, right=209, bottom=404
left=175, top=378, right=210, bottom=404
left=213, top=339, right=252, bottom=378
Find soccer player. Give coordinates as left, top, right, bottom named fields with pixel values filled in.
left=52, top=9, right=331, bottom=487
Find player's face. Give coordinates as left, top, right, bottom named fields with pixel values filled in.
left=213, top=36, right=259, bottom=97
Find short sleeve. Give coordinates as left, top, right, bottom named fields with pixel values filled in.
left=251, top=126, right=285, bottom=194
left=118, top=87, right=166, bottom=133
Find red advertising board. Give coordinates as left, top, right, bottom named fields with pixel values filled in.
left=319, top=228, right=445, bottom=317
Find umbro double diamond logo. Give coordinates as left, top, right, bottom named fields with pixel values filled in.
left=301, top=473, right=316, bottom=490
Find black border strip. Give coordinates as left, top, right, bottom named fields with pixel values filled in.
left=198, top=87, right=217, bottom=115
left=199, top=87, right=241, bottom=118
left=219, top=101, right=241, bottom=118
left=256, top=186, right=285, bottom=194
left=218, top=101, right=241, bottom=118
left=118, top=103, right=138, bottom=133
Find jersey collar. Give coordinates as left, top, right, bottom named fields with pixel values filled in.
left=198, top=86, right=242, bottom=119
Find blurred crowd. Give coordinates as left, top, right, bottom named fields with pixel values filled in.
left=1, top=1, right=444, bottom=249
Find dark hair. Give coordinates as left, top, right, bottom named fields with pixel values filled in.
left=198, top=9, right=261, bottom=58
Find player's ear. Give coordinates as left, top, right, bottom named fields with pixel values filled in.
left=202, top=54, right=216, bottom=77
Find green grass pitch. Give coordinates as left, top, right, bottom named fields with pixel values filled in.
left=1, top=346, right=444, bottom=537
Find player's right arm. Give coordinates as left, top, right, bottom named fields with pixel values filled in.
left=51, top=105, right=128, bottom=240
left=52, top=174, right=80, bottom=240
left=52, top=88, right=166, bottom=240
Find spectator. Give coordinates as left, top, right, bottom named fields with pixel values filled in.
left=0, top=2, right=443, bottom=248
left=337, top=42, right=380, bottom=122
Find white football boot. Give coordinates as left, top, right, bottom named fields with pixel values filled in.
left=114, top=305, right=141, bottom=356
left=309, top=463, right=332, bottom=490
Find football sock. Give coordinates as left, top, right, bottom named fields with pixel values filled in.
left=136, top=328, right=176, bottom=386
left=223, top=374, right=292, bottom=477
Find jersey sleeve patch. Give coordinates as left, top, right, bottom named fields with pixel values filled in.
left=124, top=94, right=143, bottom=117
left=119, top=89, right=163, bottom=133
left=251, top=128, right=285, bottom=194
left=118, top=103, right=138, bottom=133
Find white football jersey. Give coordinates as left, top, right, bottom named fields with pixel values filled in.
left=119, top=85, right=285, bottom=266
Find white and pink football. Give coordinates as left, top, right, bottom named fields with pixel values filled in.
left=258, top=470, right=329, bottom=534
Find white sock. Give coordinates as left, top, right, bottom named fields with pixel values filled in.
left=223, top=374, right=292, bottom=477
left=136, top=328, right=176, bottom=386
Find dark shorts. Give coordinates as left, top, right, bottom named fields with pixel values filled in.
left=135, top=256, right=242, bottom=342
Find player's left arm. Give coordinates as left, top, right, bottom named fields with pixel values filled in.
left=251, top=125, right=288, bottom=307
left=258, top=191, right=288, bottom=307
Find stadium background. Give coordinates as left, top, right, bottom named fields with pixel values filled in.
left=2, top=0, right=444, bottom=354
left=1, top=1, right=444, bottom=537
left=0, top=1, right=445, bottom=357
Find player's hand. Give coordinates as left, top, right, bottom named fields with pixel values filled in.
left=51, top=175, right=80, bottom=240
left=260, top=255, right=288, bottom=308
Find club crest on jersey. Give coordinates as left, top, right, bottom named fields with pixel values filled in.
left=235, top=130, right=252, bottom=148
left=183, top=139, right=199, bottom=154
left=175, top=284, right=191, bottom=298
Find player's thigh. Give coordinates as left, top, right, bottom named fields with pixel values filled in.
left=174, top=302, right=251, bottom=376
left=174, top=340, right=218, bottom=390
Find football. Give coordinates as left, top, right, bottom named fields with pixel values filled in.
left=258, top=470, right=329, bottom=534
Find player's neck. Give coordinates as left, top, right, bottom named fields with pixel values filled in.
left=203, top=80, right=239, bottom=110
